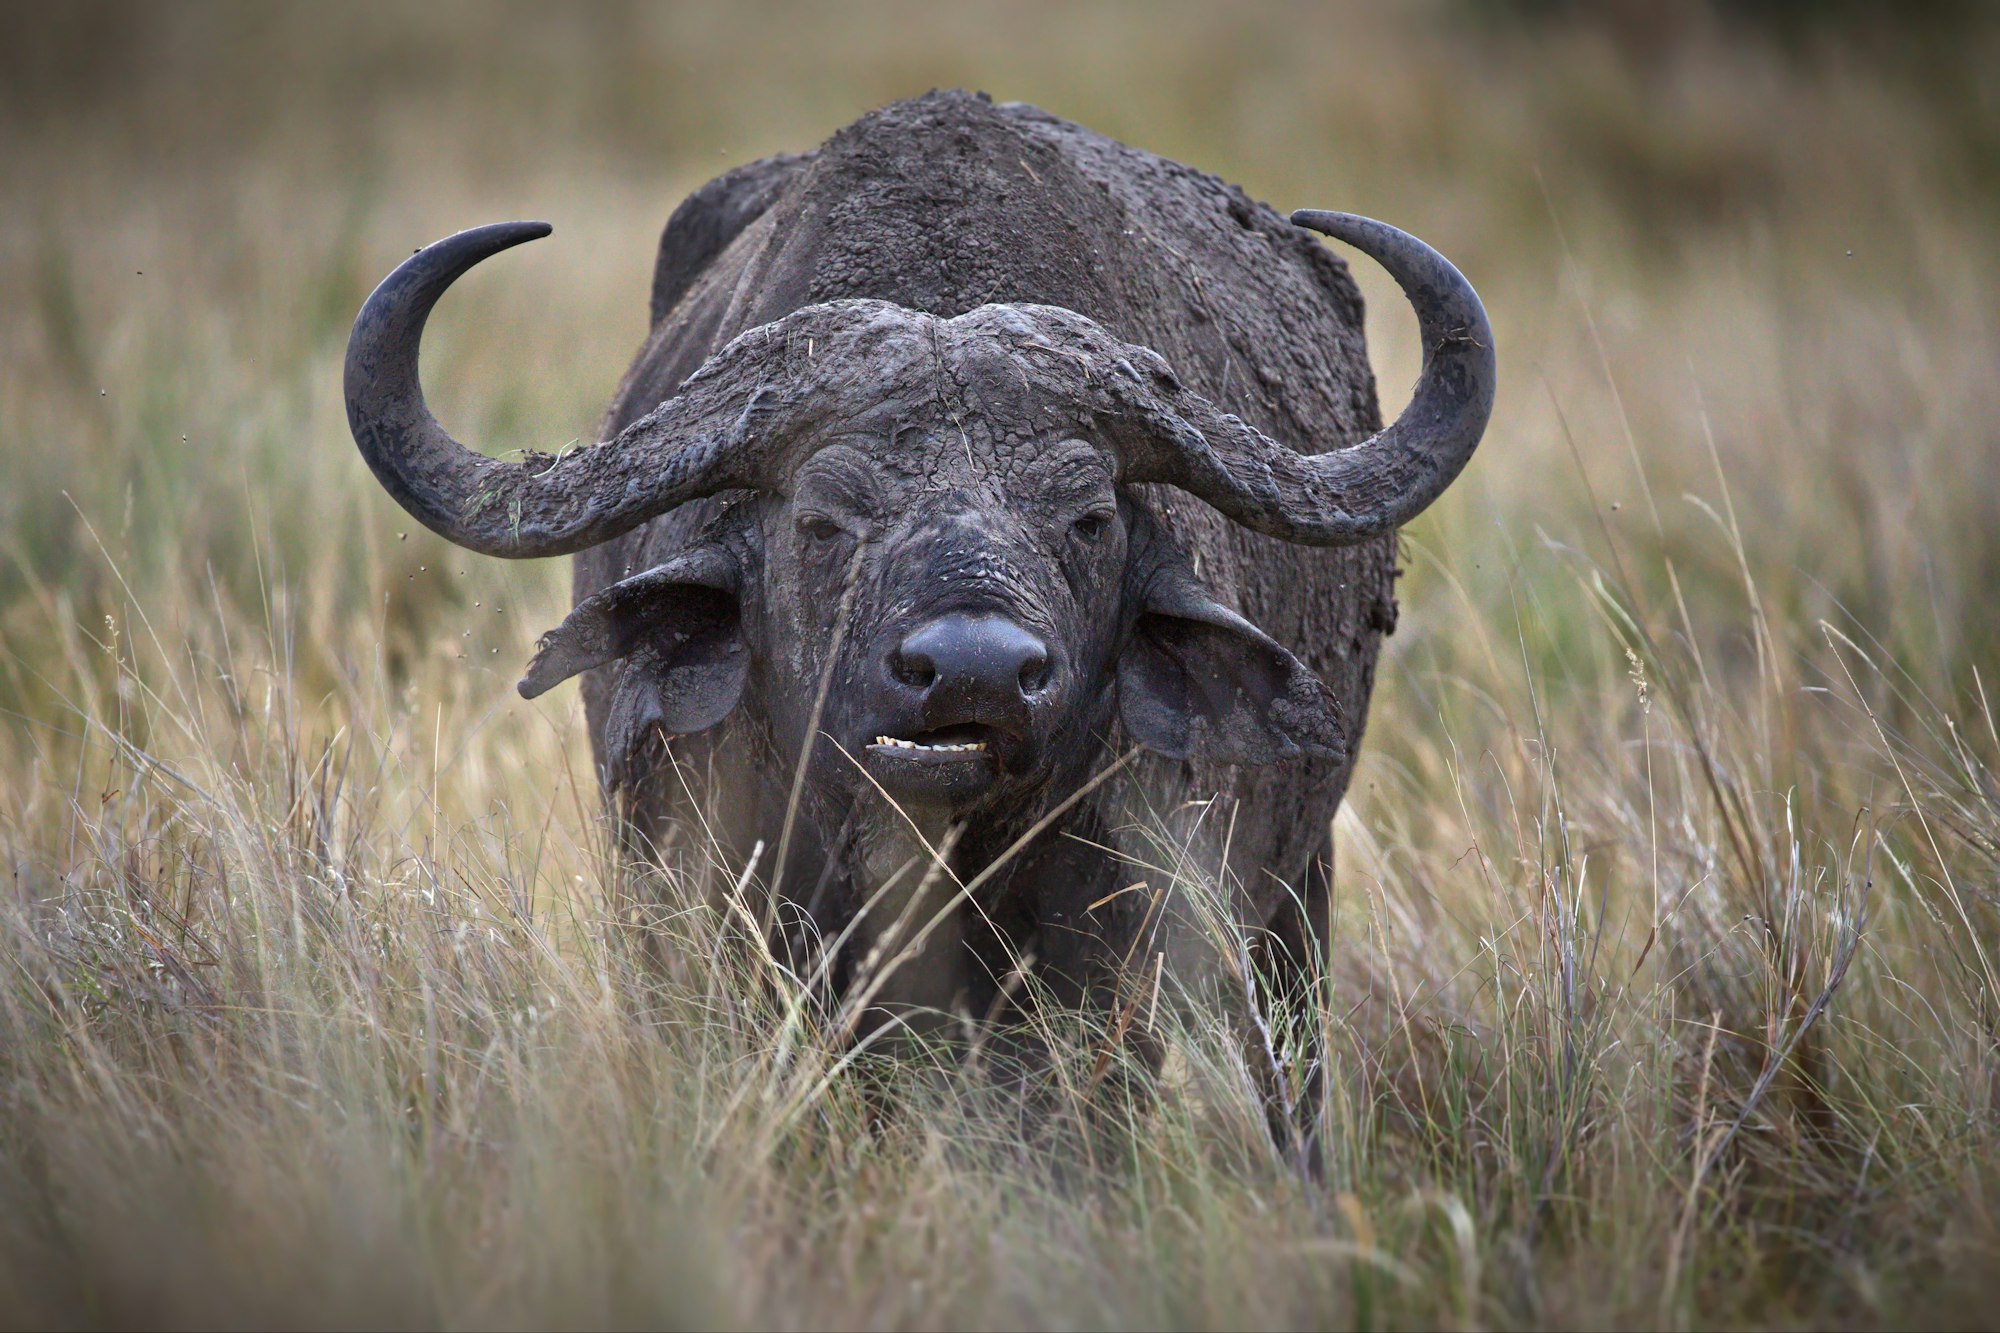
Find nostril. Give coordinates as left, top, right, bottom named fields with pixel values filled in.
left=1017, top=648, right=1052, bottom=694
left=891, top=646, right=936, bottom=690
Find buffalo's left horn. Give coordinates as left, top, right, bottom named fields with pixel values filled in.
left=1116, top=211, right=1495, bottom=546
left=344, top=222, right=802, bottom=558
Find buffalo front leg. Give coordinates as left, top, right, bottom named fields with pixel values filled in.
left=1258, top=834, right=1337, bottom=1176
left=843, top=818, right=973, bottom=1054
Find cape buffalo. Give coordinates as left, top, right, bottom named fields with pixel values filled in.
left=343, top=91, right=1493, bottom=1066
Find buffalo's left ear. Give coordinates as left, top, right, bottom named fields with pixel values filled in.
left=517, top=546, right=747, bottom=737
left=1117, top=565, right=1346, bottom=766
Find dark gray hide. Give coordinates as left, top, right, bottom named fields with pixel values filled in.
left=345, top=91, right=1494, bottom=1047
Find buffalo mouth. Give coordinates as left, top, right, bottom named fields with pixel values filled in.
left=862, top=723, right=1012, bottom=800
left=870, top=723, right=997, bottom=755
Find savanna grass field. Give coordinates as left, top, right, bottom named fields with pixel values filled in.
left=4, top=3, right=2000, bottom=1328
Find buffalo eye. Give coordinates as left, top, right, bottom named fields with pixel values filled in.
left=798, top=514, right=847, bottom=545
left=1071, top=509, right=1114, bottom=544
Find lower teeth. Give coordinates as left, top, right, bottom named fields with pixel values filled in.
left=874, top=736, right=987, bottom=752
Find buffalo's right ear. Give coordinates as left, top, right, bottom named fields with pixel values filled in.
left=518, top=546, right=747, bottom=737
left=1116, top=554, right=1346, bottom=767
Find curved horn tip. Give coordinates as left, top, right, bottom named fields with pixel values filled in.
left=403, top=220, right=553, bottom=277
left=350, top=220, right=554, bottom=339
left=1288, top=209, right=1438, bottom=263
left=376, top=222, right=555, bottom=298
left=1287, top=209, right=1492, bottom=355
left=1288, top=207, right=1362, bottom=235
left=433, top=219, right=553, bottom=252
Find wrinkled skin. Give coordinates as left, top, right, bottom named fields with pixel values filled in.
left=560, top=93, right=1402, bottom=1044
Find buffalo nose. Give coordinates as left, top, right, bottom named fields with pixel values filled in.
left=891, top=614, right=1052, bottom=700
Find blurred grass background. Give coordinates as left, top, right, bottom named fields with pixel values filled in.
left=3, top=2, right=1999, bottom=1328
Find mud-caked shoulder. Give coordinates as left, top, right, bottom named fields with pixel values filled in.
left=997, top=100, right=1380, bottom=443
left=650, top=151, right=815, bottom=327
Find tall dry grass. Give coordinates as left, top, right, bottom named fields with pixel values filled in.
left=3, top=3, right=1999, bottom=1327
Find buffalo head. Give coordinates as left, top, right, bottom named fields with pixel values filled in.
left=343, top=214, right=1493, bottom=820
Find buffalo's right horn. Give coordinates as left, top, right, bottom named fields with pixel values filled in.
left=345, top=222, right=832, bottom=558
left=1112, top=212, right=1495, bottom=546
